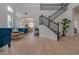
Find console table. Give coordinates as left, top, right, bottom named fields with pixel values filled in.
left=11, top=32, right=25, bottom=41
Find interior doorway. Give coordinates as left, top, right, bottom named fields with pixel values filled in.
left=20, top=17, right=34, bottom=33
left=73, top=5, right=79, bottom=35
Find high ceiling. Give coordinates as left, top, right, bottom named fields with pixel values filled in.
left=11, top=3, right=63, bottom=18
left=13, top=3, right=40, bottom=18
left=40, top=3, right=62, bottom=10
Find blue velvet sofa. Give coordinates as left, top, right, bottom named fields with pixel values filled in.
left=18, top=28, right=28, bottom=34
left=0, top=28, right=12, bottom=48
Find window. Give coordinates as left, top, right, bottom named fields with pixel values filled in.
left=7, top=6, right=13, bottom=28
left=7, top=15, right=13, bottom=28
left=7, top=6, right=13, bottom=13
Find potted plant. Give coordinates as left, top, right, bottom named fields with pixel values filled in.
left=61, top=18, right=71, bottom=36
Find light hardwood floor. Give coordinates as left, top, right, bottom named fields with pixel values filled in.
left=0, top=33, right=79, bottom=55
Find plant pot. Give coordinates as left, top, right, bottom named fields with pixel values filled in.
left=62, top=33, right=65, bottom=36
left=62, top=31, right=65, bottom=37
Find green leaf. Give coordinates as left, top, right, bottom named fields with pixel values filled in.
left=61, top=18, right=71, bottom=35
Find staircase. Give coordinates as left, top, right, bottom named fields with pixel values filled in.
left=49, top=3, right=69, bottom=20
left=39, top=14, right=59, bottom=41
left=39, top=3, right=69, bottom=41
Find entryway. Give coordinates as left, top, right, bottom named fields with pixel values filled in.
left=20, top=17, right=34, bottom=33
left=73, top=5, right=79, bottom=35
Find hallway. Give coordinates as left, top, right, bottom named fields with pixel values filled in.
left=0, top=33, right=79, bottom=55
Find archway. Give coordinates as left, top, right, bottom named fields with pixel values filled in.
left=20, top=17, right=34, bottom=33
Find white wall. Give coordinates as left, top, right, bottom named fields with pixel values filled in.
left=73, top=10, right=79, bottom=34
left=24, top=3, right=41, bottom=27
left=12, top=3, right=57, bottom=28
left=41, top=10, right=57, bottom=17
left=0, top=3, right=59, bottom=28
left=74, top=14, right=79, bottom=33
left=39, top=25, right=57, bottom=40
left=12, top=3, right=41, bottom=28
left=54, top=3, right=79, bottom=37
left=0, top=3, right=13, bottom=28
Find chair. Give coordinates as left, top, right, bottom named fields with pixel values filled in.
left=34, top=26, right=39, bottom=36
left=0, top=28, right=12, bottom=48
left=18, top=28, right=28, bottom=34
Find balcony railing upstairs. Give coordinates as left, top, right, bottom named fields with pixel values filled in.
left=40, top=3, right=62, bottom=10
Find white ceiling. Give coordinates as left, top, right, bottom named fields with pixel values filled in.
left=13, top=3, right=40, bottom=18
